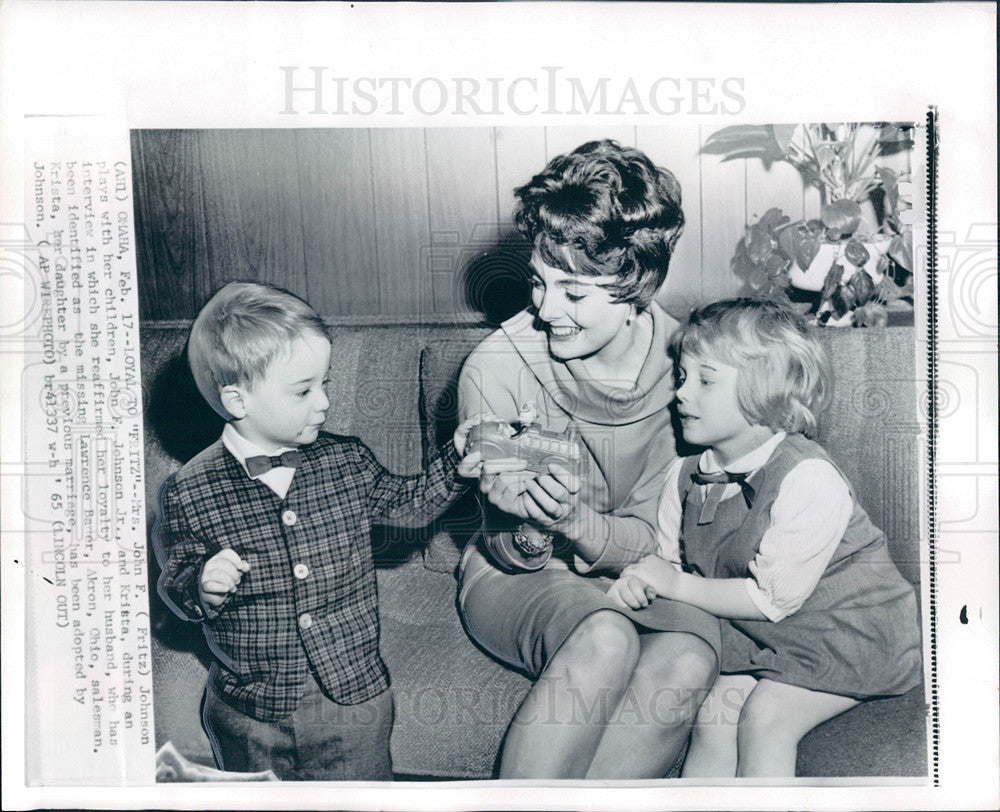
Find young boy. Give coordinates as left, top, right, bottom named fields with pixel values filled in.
left=153, top=281, right=471, bottom=781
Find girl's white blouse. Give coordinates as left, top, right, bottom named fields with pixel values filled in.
left=655, top=432, right=853, bottom=622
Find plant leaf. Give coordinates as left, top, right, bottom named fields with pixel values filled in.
left=877, top=277, right=904, bottom=304
left=770, top=124, right=798, bottom=154
left=778, top=226, right=803, bottom=260
left=821, top=199, right=863, bottom=237
left=844, top=238, right=871, bottom=267
left=747, top=266, right=768, bottom=291
left=832, top=284, right=856, bottom=317
left=797, top=233, right=822, bottom=271
left=747, top=235, right=772, bottom=264
left=888, top=233, right=913, bottom=272
left=765, top=252, right=788, bottom=277
left=848, top=266, right=876, bottom=302
left=821, top=261, right=843, bottom=303
left=758, top=207, right=790, bottom=230
left=855, top=302, right=889, bottom=328
left=877, top=166, right=898, bottom=194
left=700, top=125, right=774, bottom=156
left=877, top=167, right=900, bottom=213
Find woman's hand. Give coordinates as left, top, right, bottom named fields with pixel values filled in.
left=476, top=468, right=536, bottom=518
left=520, top=464, right=583, bottom=532
left=607, top=573, right=657, bottom=610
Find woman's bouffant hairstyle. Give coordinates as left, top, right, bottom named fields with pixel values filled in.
left=512, top=139, right=685, bottom=309
left=669, top=298, right=833, bottom=437
left=188, top=281, right=329, bottom=420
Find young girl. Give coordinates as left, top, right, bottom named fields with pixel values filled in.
left=607, top=298, right=922, bottom=777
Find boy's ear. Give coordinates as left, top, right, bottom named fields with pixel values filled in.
left=220, top=385, right=248, bottom=420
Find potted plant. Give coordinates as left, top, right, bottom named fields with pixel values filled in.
left=702, top=123, right=914, bottom=327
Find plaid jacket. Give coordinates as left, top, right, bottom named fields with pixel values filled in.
left=154, top=432, right=464, bottom=722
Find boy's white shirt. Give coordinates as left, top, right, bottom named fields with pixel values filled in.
left=222, top=422, right=297, bottom=500
left=656, top=431, right=853, bottom=622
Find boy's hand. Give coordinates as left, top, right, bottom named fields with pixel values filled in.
left=199, top=549, right=250, bottom=609
left=452, top=413, right=504, bottom=464
left=456, top=413, right=525, bottom=477
left=607, top=574, right=657, bottom=610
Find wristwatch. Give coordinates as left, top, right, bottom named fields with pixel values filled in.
left=512, top=524, right=554, bottom=557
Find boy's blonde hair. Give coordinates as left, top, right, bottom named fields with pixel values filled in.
left=188, top=282, right=328, bottom=420
left=669, top=298, right=832, bottom=436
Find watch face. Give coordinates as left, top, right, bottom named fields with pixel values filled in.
left=512, top=527, right=554, bottom=557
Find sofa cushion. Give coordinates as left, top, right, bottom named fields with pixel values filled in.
left=378, top=558, right=531, bottom=778
left=812, top=328, right=921, bottom=584
left=797, top=683, right=927, bottom=776
left=419, top=337, right=491, bottom=573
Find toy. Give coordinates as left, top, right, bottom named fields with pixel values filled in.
left=465, top=419, right=590, bottom=478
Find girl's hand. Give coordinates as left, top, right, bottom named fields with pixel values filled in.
left=626, top=554, right=681, bottom=599
left=607, top=574, right=657, bottom=610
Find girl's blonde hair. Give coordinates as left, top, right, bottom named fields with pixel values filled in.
left=669, top=298, right=833, bottom=436
left=188, top=282, right=328, bottom=420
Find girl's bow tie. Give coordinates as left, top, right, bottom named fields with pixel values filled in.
left=690, top=468, right=756, bottom=524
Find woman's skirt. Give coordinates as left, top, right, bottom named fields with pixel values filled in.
left=459, top=543, right=721, bottom=679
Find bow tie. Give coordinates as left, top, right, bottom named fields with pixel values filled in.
left=245, top=450, right=302, bottom=479
left=690, top=469, right=756, bottom=525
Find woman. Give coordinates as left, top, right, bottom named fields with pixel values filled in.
left=457, top=140, right=720, bottom=779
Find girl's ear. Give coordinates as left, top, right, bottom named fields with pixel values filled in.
left=220, top=385, right=248, bottom=420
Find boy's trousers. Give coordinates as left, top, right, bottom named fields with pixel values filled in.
left=203, top=670, right=394, bottom=781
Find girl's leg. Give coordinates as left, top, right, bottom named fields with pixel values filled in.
left=736, top=679, right=859, bottom=777
left=681, top=673, right=757, bottom=778
left=585, top=631, right=718, bottom=779
left=498, top=610, right=640, bottom=779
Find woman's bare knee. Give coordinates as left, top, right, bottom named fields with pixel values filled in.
left=551, top=611, right=640, bottom=686
left=635, top=634, right=717, bottom=693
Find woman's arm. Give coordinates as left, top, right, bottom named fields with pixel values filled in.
left=566, top=427, right=676, bottom=572
left=457, top=351, right=554, bottom=570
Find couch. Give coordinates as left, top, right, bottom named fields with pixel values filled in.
left=141, top=319, right=928, bottom=780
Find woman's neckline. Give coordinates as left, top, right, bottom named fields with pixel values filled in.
left=577, top=309, right=654, bottom=388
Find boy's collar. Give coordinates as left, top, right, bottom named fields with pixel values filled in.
left=222, top=423, right=298, bottom=474
left=701, top=431, right=786, bottom=475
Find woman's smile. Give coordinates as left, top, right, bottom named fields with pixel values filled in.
left=547, top=324, right=582, bottom=340
left=529, top=251, right=631, bottom=363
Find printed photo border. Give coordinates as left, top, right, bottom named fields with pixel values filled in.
left=1, top=3, right=996, bottom=810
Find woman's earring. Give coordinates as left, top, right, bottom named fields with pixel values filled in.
left=625, top=306, right=635, bottom=327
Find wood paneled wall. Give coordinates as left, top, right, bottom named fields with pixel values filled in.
left=132, top=127, right=822, bottom=321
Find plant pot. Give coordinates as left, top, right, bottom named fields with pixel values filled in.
left=788, top=237, right=893, bottom=292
